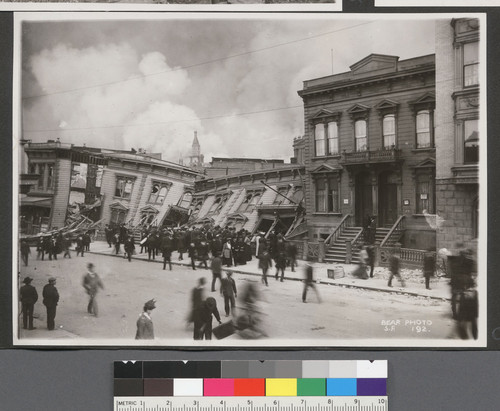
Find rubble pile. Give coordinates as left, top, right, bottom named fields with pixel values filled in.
left=346, top=265, right=448, bottom=286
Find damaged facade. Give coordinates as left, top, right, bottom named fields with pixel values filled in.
left=188, top=165, right=305, bottom=236
left=20, top=142, right=201, bottom=236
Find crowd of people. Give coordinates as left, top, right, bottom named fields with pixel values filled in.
left=19, top=231, right=94, bottom=267
left=18, top=220, right=478, bottom=341
left=103, top=222, right=299, bottom=279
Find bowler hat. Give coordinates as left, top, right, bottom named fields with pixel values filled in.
left=144, top=299, right=156, bottom=311
left=23, top=276, right=33, bottom=284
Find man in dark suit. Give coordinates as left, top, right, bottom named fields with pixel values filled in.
left=42, top=277, right=59, bottom=330
left=124, top=235, right=135, bottom=262
left=161, top=233, right=173, bottom=271
left=20, top=276, right=38, bottom=330
left=193, top=297, right=222, bottom=340
left=221, top=271, right=237, bottom=317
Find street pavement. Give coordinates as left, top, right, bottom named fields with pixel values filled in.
left=16, top=242, right=457, bottom=344
left=88, top=241, right=452, bottom=300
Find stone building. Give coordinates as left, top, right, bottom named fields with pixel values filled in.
left=297, top=53, right=437, bottom=262
left=435, top=18, right=480, bottom=252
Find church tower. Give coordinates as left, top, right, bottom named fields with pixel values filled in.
left=186, top=131, right=203, bottom=167
left=192, top=131, right=201, bottom=159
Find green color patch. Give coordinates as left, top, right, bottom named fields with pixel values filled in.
left=297, top=378, right=326, bottom=396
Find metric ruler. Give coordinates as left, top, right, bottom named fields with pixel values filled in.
left=113, top=396, right=388, bottom=411
left=114, top=361, right=388, bottom=411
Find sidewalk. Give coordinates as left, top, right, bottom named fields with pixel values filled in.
left=85, top=241, right=452, bottom=301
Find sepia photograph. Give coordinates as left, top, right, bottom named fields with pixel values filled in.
left=13, top=12, right=486, bottom=347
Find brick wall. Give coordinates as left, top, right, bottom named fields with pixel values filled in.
left=436, top=181, right=478, bottom=251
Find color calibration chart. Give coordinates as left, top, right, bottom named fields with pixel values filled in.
left=114, top=361, right=388, bottom=411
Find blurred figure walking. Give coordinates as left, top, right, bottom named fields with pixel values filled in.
left=82, top=263, right=104, bottom=317
left=302, top=258, right=321, bottom=303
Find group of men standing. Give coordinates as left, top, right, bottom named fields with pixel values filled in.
left=19, top=276, right=59, bottom=331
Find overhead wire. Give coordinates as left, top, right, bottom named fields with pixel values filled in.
left=22, top=21, right=374, bottom=101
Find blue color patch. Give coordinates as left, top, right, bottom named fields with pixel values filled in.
left=326, top=378, right=357, bottom=396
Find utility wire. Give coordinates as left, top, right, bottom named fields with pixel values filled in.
left=22, top=21, right=374, bottom=101
left=23, top=104, right=304, bottom=133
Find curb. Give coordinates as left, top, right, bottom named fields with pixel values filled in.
left=85, top=250, right=450, bottom=302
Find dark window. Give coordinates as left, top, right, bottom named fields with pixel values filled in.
left=37, top=164, right=46, bottom=189
left=315, top=176, right=339, bottom=213
left=115, top=177, right=134, bottom=199
left=464, top=119, right=479, bottom=164
left=416, top=174, right=434, bottom=214
left=47, top=164, right=54, bottom=189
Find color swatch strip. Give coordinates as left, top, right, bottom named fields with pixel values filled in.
left=114, top=361, right=387, bottom=397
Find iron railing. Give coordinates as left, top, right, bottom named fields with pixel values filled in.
left=341, top=147, right=402, bottom=165
left=324, top=214, right=351, bottom=247
left=380, top=215, right=406, bottom=247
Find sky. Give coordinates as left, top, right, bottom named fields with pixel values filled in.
left=20, top=14, right=437, bottom=163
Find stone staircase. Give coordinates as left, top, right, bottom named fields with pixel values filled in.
left=324, top=227, right=392, bottom=264
left=324, top=226, right=363, bottom=264
left=375, top=227, right=390, bottom=245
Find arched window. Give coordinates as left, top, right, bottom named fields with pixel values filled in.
left=148, top=182, right=170, bottom=204
left=178, top=192, right=193, bottom=209
left=355, top=120, right=367, bottom=151
left=157, top=186, right=168, bottom=204
left=416, top=110, right=431, bottom=148
left=383, top=114, right=396, bottom=148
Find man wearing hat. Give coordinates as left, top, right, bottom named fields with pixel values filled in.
left=221, top=271, right=237, bottom=317
left=135, top=299, right=156, bottom=340
left=42, top=277, right=60, bottom=330
left=19, top=277, right=38, bottom=330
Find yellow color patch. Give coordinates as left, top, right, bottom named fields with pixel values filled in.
left=266, top=378, right=297, bottom=396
